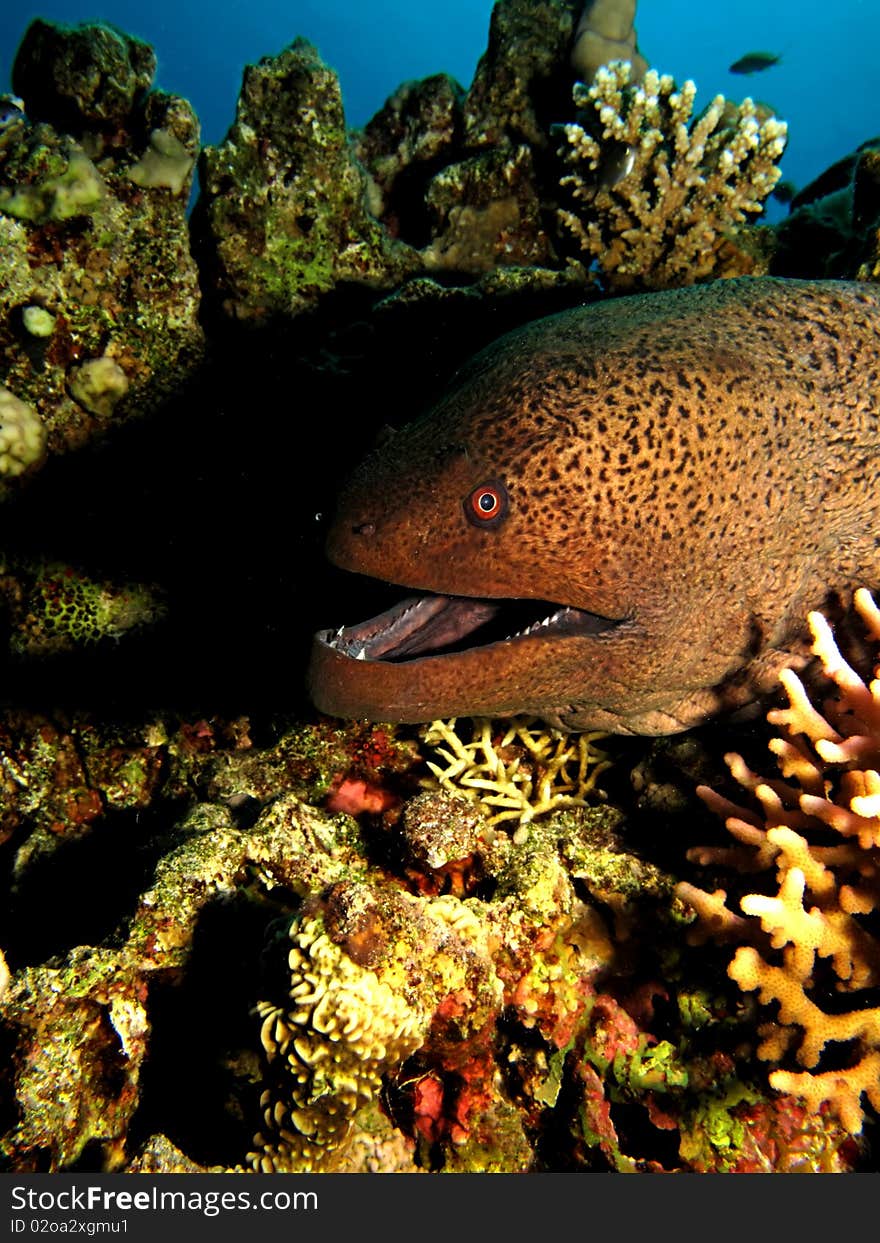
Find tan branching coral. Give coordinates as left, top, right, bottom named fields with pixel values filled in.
left=557, top=61, right=787, bottom=290
left=678, top=589, right=880, bottom=1134
left=420, top=716, right=610, bottom=834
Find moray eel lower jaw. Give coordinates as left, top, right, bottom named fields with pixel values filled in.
left=308, top=589, right=626, bottom=726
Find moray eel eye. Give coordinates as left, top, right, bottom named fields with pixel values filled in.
left=464, top=479, right=508, bottom=528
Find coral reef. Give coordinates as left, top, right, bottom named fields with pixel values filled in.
left=556, top=61, right=786, bottom=289
left=2, top=2, right=879, bottom=1181
left=195, top=38, right=420, bottom=321
left=678, top=589, right=880, bottom=1135
left=571, top=0, right=646, bottom=84
left=772, top=138, right=880, bottom=281
left=0, top=20, right=204, bottom=477
left=0, top=703, right=861, bottom=1173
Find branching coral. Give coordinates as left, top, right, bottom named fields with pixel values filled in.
left=678, top=588, right=880, bottom=1134
left=419, top=716, right=610, bottom=834
left=556, top=61, right=787, bottom=290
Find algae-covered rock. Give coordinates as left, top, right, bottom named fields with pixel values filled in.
left=0, top=142, right=105, bottom=223
left=772, top=138, right=880, bottom=280
left=355, top=73, right=464, bottom=237
left=195, top=38, right=420, bottom=321
left=0, top=946, right=149, bottom=1170
left=12, top=19, right=155, bottom=136
left=423, top=144, right=556, bottom=270
left=0, top=20, right=204, bottom=478
left=463, top=0, right=581, bottom=151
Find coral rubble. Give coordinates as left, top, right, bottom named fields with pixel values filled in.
left=556, top=61, right=786, bottom=290
left=678, top=589, right=880, bottom=1135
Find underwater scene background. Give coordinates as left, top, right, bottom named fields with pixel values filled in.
left=0, top=0, right=879, bottom=1175
left=2, top=0, right=877, bottom=205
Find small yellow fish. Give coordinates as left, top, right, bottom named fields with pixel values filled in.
left=729, top=51, right=781, bottom=74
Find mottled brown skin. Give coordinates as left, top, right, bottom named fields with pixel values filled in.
left=309, top=277, right=880, bottom=733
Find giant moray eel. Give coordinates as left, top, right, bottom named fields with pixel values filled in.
left=308, top=277, right=880, bottom=734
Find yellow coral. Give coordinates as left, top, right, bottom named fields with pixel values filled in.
left=250, top=912, right=427, bottom=1173
left=419, top=716, right=610, bottom=835
left=557, top=61, right=787, bottom=290
left=678, top=589, right=880, bottom=1133
left=249, top=885, right=503, bottom=1171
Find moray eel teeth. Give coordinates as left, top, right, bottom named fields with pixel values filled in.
left=318, top=594, right=620, bottom=664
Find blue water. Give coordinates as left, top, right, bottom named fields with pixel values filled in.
left=0, top=0, right=877, bottom=199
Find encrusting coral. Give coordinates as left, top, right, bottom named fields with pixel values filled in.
left=419, top=716, right=611, bottom=833
left=556, top=61, right=787, bottom=290
left=249, top=882, right=503, bottom=1172
left=0, top=384, right=45, bottom=482
left=678, top=588, right=880, bottom=1135
left=251, top=909, right=428, bottom=1172
left=570, top=0, right=646, bottom=84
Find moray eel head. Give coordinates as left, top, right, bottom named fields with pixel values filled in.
left=310, top=405, right=635, bottom=729
left=308, top=279, right=880, bottom=734
left=309, top=295, right=681, bottom=733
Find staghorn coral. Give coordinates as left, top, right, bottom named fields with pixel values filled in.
left=678, top=588, right=880, bottom=1135
left=419, top=716, right=611, bottom=834
left=556, top=61, right=787, bottom=290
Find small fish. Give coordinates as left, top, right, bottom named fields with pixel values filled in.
left=0, top=96, right=25, bottom=128
left=771, top=179, right=796, bottom=204
left=729, top=51, right=781, bottom=75
left=596, top=143, right=637, bottom=190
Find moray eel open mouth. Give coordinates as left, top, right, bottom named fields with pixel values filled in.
left=316, top=592, right=621, bottom=664
left=308, top=584, right=628, bottom=723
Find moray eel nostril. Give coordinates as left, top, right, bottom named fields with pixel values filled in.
left=308, top=276, right=880, bottom=735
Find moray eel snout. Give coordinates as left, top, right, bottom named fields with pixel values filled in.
left=309, top=277, right=880, bottom=734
